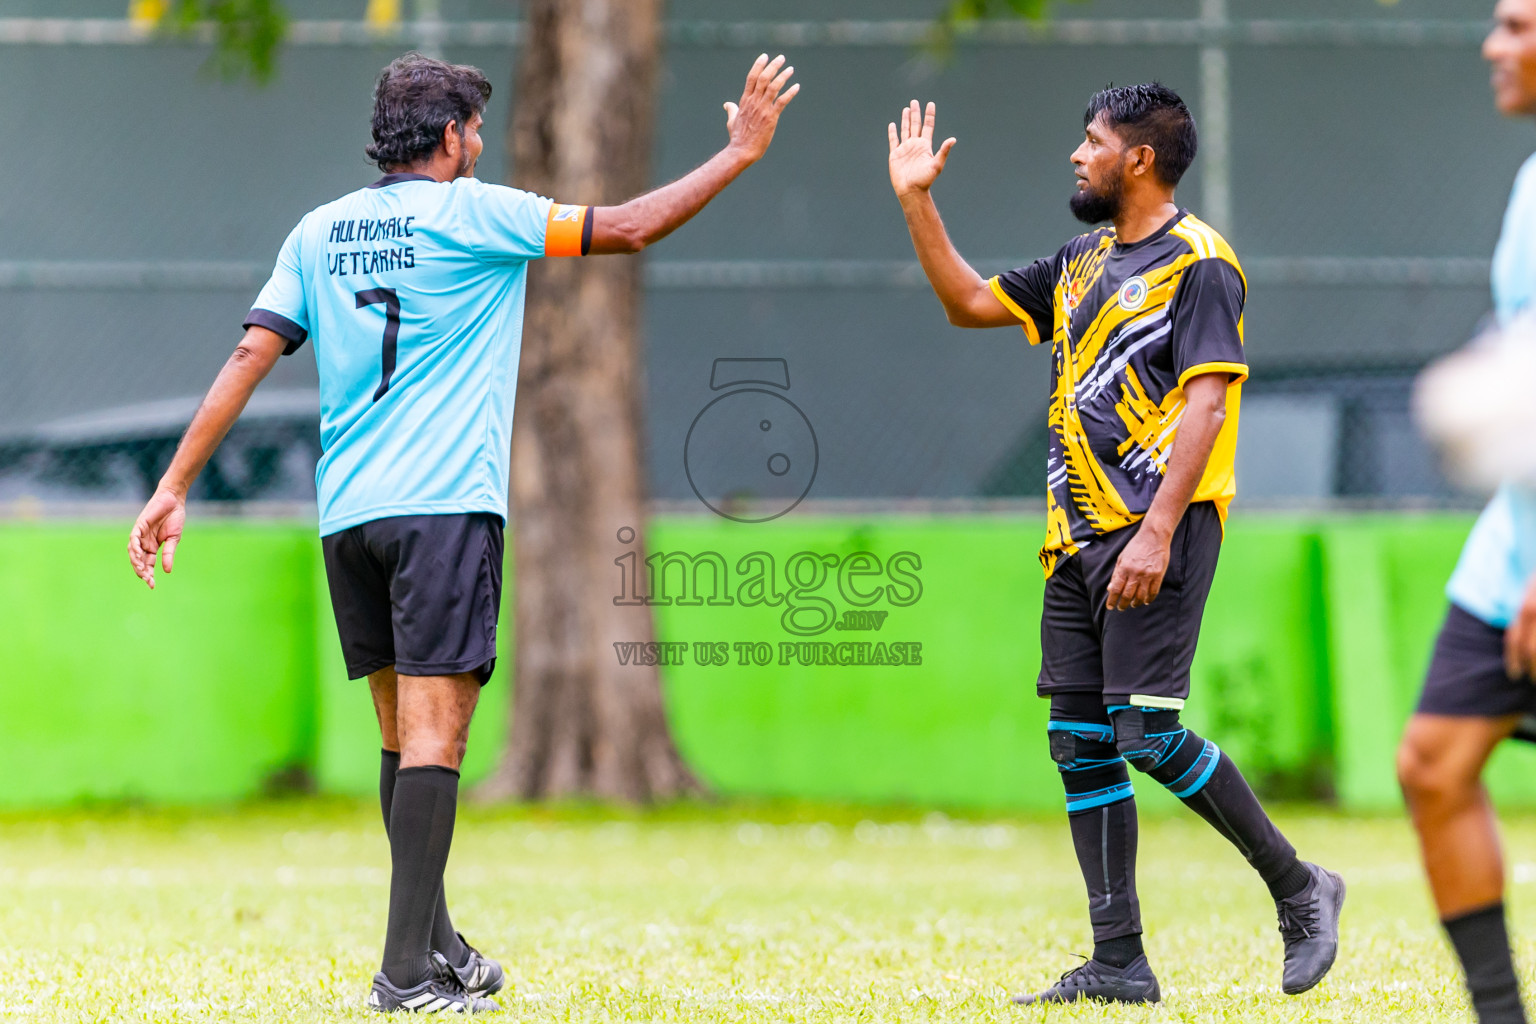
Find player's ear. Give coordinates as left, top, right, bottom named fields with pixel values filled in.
left=442, top=119, right=461, bottom=160
left=1129, top=144, right=1156, bottom=179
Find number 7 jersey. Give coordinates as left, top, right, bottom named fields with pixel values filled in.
left=245, top=172, right=590, bottom=536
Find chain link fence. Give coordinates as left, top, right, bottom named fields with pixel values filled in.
left=0, top=0, right=1513, bottom=512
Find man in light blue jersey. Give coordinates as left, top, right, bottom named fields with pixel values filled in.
left=1396, top=4, right=1536, bottom=1023
left=128, top=51, right=798, bottom=1014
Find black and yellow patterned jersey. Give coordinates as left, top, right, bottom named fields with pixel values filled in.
left=989, top=209, right=1248, bottom=576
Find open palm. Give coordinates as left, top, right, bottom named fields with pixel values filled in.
left=888, top=100, right=957, bottom=197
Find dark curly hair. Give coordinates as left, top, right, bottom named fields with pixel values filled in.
left=1083, top=82, right=1198, bottom=186
left=365, top=53, right=492, bottom=172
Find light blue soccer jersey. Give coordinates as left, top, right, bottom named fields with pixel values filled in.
left=246, top=172, right=589, bottom=536
left=1445, top=153, right=1536, bottom=627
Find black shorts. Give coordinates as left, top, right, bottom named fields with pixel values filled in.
left=321, top=512, right=504, bottom=684
left=1037, top=501, right=1222, bottom=705
left=1415, top=603, right=1536, bottom=743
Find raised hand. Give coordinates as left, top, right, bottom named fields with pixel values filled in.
left=127, top=486, right=186, bottom=589
left=724, top=54, right=800, bottom=163
left=888, top=100, right=957, bottom=198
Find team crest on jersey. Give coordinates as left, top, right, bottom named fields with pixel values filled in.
left=1118, top=276, right=1155, bottom=313
left=1117, top=276, right=1149, bottom=311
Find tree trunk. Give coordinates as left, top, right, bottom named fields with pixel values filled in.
left=481, top=0, right=702, bottom=802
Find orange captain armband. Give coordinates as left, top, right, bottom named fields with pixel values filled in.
left=545, top=203, right=591, bottom=257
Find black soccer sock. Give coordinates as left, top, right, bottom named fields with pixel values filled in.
left=379, top=748, right=400, bottom=828
left=380, top=751, right=470, bottom=968
left=1093, top=932, right=1145, bottom=970
left=1067, top=798, right=1143, bottom=951
left=1050, top=694, right=1143, bottom=952
left=1445, top=903, right=1528, bottom=1024
left=381, top=764, right=462, bottom=988
left=1183, top=754, right=1309, bottom=901
left=1111, top=708, right=1308, bottom=901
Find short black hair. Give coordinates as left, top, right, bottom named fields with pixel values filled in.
left=1083, top=83, right=1198, bottom=186
left=365, top=53, right=492, bottom=172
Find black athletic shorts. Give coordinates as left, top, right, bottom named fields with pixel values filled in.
left=1415, top=603, right=1536, bottom=743
left=321, top=512, right=504, bottom=684
left=1037, top=501, right=1222, bottom=705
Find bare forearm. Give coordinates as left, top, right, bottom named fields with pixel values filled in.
left=897, top=190, right=994, bottom=324
left=1105, top=374, right=1230, bottom=611
left=1140, top=397, right=1225, bottom=541
left=159, top=337, right=280, bottom=496
left=598, top=146, right=754, bottom=252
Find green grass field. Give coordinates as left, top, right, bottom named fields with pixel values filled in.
left=0, top=799, right=1528, bottom=1022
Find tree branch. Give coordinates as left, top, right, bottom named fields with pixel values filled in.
left=160, top=0, right=288, bottom=84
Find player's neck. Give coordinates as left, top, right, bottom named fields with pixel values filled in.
left=395, top=153, right=462, bottom=184
left=1112, top=197, right=1181, bottom=246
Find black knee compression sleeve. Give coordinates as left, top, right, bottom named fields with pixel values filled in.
left=1050, top=708, right=1135, bottom=814
left=1109, top=706, right=1220, bottom=796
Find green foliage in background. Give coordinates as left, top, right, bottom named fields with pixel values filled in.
left=161, top=0, right=288, bottom=83
left=926, top=0, right=1087, bottom=62
left=941, top=0, right=1069, bottom=22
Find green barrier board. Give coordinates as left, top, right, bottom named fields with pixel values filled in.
left=0, top=523, right=316, bottom=805
left=645, top=514, right=1335, bottom=812
left=1321, top=515, right=1536, bottom=809
left=5, top=512, right=1525, bottom=811
left=647, top=517, right=1050, bottom=809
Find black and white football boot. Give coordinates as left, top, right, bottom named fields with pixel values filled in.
left=449, top=934, right=505, bottom=998
left=367, top=950, right=501, bottom=1013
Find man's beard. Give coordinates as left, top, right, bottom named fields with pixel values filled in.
left=455, top=128, right=475, bottom=178
left=1069, top=175, right=1123, bottom=224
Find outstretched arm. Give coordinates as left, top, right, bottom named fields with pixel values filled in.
left=587, top=54, right=799, bottom=255
left=126, top=325, right=287, bottom=588
left=889, top=100, right=1018, bottom=328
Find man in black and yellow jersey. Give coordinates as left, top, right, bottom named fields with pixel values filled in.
left=887, top=83, right=1344, bottom=1005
